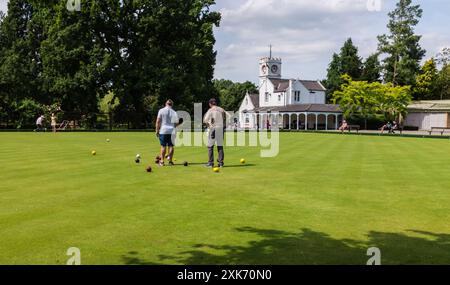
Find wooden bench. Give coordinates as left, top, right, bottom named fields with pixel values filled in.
left=428, top=127, right=450, bottom=136
left=389, top=126, right=404, bottom=134
left=348, top=125, right=360, bottom=133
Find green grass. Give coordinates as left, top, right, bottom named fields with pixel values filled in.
left=1, top=132, right=450, bottom=265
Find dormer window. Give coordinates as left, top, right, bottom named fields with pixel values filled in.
left=294, top=91, right=301, bottom=102
left=245, top=98, right=248, bottom=105
left=265, top=92, right=269, bottom=103
left=278, top=94, right=281, bottom=102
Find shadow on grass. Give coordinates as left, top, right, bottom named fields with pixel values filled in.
left=169, top=163, right=256, bottom=168
left=121, top=227, right=450, bottom=265
left=223, top=164, right=256, bottom=168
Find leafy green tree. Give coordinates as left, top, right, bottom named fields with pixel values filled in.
left=436, top=47, right=450, bottom=67
left=361, top=54, right=381, bottom=83
left=324, top=53, right=342, bottom=99
left=340, top=38, right=363, bottom=80
left=414, top=59, right=438, bottom=100
left=92, top=0, right=221, bottom=127
left=324, top=39, right=363, bottom=99
left=0, top=0, right=221, bottom=129
left=15, top=98, right=44, bottom=129
left=99, top=91, right=120, bottom=114
left=332, top=75, right=412, bottom=129
left=40, top=1, right=109, bottom=127
left=377, top=0, right=426, bottom=86
left=436, top=64, right=450, bottom=100
left=332, top=75, right=379, bottom=129
left=378, top=84, right=412, bottom=121
left=0, top=0, right=46, bottom=126
left=213, top=79, right=258, bottom=111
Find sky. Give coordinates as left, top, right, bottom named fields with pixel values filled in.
left=212, top=0, right=450, bottom=83
left=1, top=0, right=449, bottom=83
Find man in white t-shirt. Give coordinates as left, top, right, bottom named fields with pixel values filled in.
left=155, top=100, right=182, bottom=166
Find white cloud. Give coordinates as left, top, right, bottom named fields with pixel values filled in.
left=214, top=0, right=390, bottom=82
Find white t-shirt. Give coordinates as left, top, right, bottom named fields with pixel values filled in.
left=157, top=106, right=178, bottom=135
left=36, top=116, right=44, bottom=125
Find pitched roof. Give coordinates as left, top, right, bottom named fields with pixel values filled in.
left=270, top=79, right=290, bottom=93
left=269, top=79, right=326, bottom=92
left=408, top=100, right=450, bottom=112
left=248, top=94, right=260, bottom=109
left=300, top=80, right=326, bottom=92
left=256, top=104, right=341, bottom=113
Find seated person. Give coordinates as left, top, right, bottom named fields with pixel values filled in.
left=339, top=120, right=349, bottom=133
left=380, top=121, right=392, bottom=134
left=391, top=121, right=399, bottom=134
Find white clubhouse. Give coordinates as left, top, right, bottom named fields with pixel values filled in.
left=238, top=55, right=342, bottom=130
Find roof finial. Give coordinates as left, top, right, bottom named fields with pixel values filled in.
left=269, top=44, right=272, bottom=59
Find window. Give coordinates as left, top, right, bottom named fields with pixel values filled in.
left=265, top=92, right=269, bottom=103
left=245, top=114, right=250, bottom=124
left=294, top=91, right=301, bottom=102
left=278, top=94, right=281, bottom=102
left=245, top=98, right=248, bottom=105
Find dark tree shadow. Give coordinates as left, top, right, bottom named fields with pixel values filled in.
left=366, top=230, right=450, bottom=264
left=122, top=227, right=450, bottom=265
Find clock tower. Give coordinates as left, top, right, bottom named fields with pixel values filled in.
left=259, top=56, right=282, bottom=80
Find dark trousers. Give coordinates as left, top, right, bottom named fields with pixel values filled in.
left=208, top=145, right=224, bottom=165
left=208, top=127, right=224, bottom=165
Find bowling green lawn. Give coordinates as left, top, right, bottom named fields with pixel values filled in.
left=1, top=131, right=450, bottom=265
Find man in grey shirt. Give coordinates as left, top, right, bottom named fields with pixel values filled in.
left=203, top=98, right=226, bottom=168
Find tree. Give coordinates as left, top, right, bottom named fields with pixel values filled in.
left=436, top=47, right=450, bottom=67
left=332, top=75, right=379, bottom=129
left=213, top=79, right=258, bottom=111
left=432, top=48, right=450, bottom=100
left=92, top=0, right=221, bottom=128
left=340, top=38, right=363, bottom=80
left=0, top=0, right=45, bottom=127
left=377, top=0, right=426, bottom=86
left=324, top=53, right=342, bottom=99
left=413, top=59, right=438, bottom=100
left=324, top=39, right=363, bottom=100
left=361, top=54, right=381, bottom=83
left=436, top=64, right=450, bottom=100
left=0, top=0, right=221, bottom=128
left=41, top=1, right=109, bottom=127
left=378, top=84, right=412, bottom=121
left=332, top=75, right=412, bottom=129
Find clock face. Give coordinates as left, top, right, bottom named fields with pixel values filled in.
left=261, top=65, right=268, bottom=75
left=271, top=65, right=279, bottom=74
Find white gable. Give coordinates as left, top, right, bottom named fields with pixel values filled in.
left=239, top=94, right=256, bottom=112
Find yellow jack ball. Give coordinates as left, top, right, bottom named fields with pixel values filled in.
left=213, top=167, right=220, bottom=173
left=240, top=158, right=246, bottom=164
left=92, top=151, right=97, bottom=156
